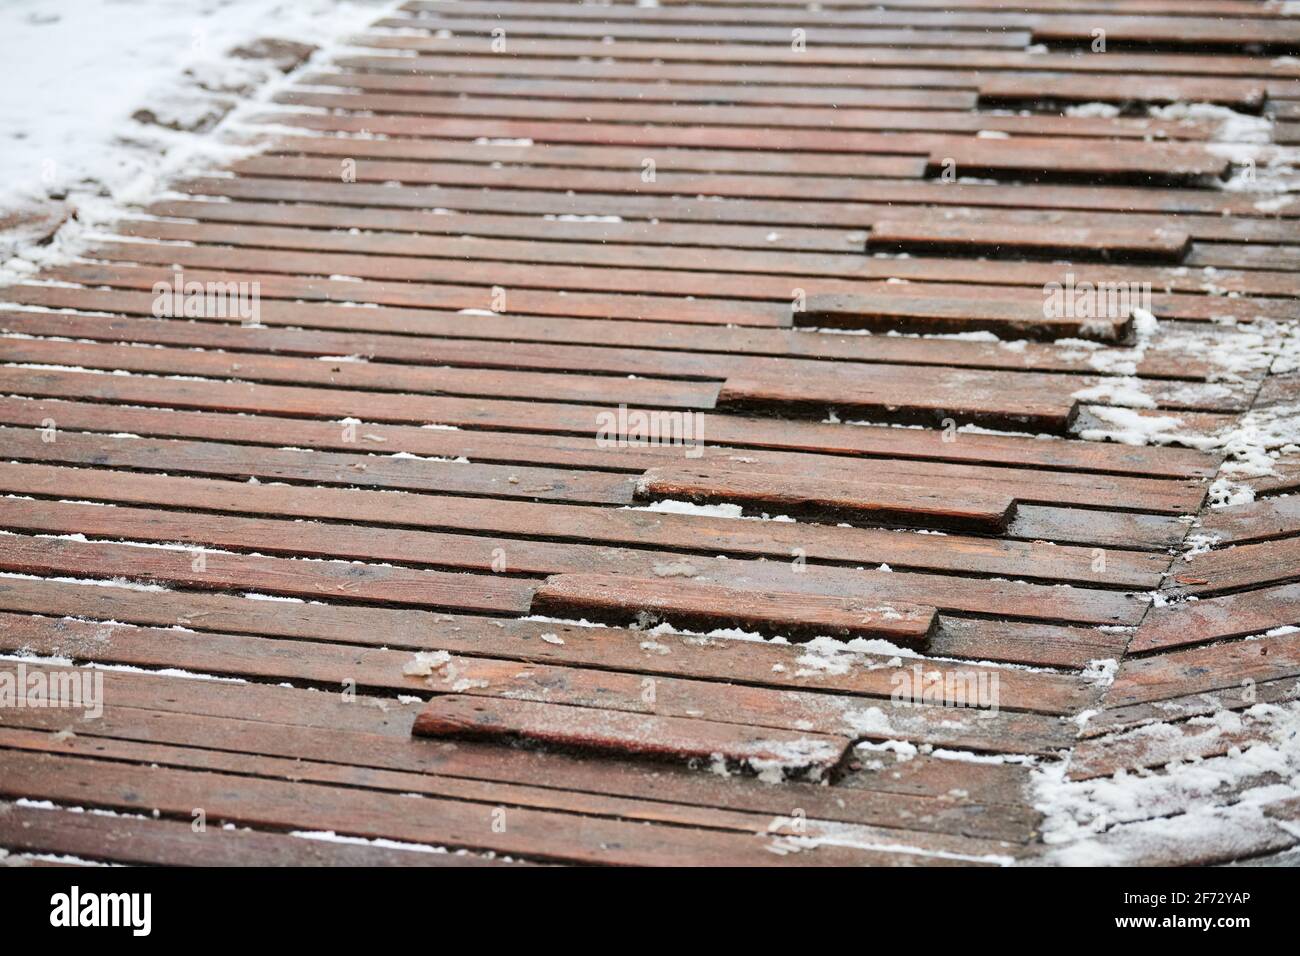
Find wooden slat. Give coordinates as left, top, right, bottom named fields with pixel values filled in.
left=0, top=800, right=515, bottom=867
left=0, top=491, right=1165, bottom=600
left=378, top=18, right=1035, bottom=49
left=1105, top=628, right=1300, bottom=708
left=1130, top=582, right=1300, bottom=653
left=171, top=170, right=1293, bottom=238
left=867, top=220, right=1191, bottom=262
left=796, top=292, right=1129, bottom=341
left=637, top=464, right=1017, bottom=532
left=978, top=72, right=1266, bottom=109
left=413, top=696, right=853, bottom=778
left=1197, top=497, right=1300, bottom=544
left=531, top=572, right=939, bottom=643
left=302, top=69, right=981, bottom=110
left=1170, top=536, right=1300, bottom=595
left=1080, top=674, right=1300, bottom=739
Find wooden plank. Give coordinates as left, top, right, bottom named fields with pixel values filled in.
left=1007, top=504, right=1189, bottom=551
left=531, top=572, right=939, bottom=644
left=0, top=488, right=1167, bottom=594
left=867, top=219, right=1191, bottom=263
left=234, top=151, right=932, bottom=197
left=377, top=18, right=1035, bottom=49
left=0, top=801, right=516, bottom=867
left=716, top=364, right=1081, bottom=432
left=349, top=32, right=1293, bottom=82
left=1129, top=582, right=1300, bottom=653
left=1170, top=536, right=1300, bottom=595
left=0, top=335, right=719, bottom=411
left=637, top=464, right=1016, bottom=532
left=0, top=424, right=639, bottom=507
left=1197, top=497, right=1300, bottom=545
left=252, top=102, right=1232, bottom=181
left=103, top=206, right=1300, bottom=299
left=0, top=506, right=1150, bottom=626
left=0, top=532, right=537, bottom=615
left=396, top=1, right=1278, bottom=28
left=335, top=43, right=1300, bottom=81
left=1080, top=673, right=1300, bottom=739
left=0, top=749, right=929, bottom=865
left=413, top=696, right=853, bottom=779
left=74, top=237, right=1260, bottom=316
left=796, top=292, right=1128, bottom=342
left=978, top=72, right=1266, bottom=109
left=301, top=69, right=981, bottom=110
left=0, top=393, right=1196, bottom=547
left=0, top=281, right=1236, bottom=380
left=1026, top=14, right=1300, bottom=50
left=1068, top=705, right=1296, bottom=780
left=3, top=306, right=1247, bottom=414
left=1106, top=628, right=1300, bottom=708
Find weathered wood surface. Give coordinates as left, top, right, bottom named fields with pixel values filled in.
left=1, top=0, right=1297, bottom=866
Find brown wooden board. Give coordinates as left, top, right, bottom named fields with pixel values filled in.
left=531, top=572, right=939, bottom=643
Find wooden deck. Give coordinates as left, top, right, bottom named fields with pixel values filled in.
left=2, top=0, right=1299, bottom=866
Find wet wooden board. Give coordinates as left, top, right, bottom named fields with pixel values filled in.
left=867, top=220, right=1191, bottom=262
left=0, top=800, right=518, bottom=867
left=636, top=464, right=1017, bottom=532
left=412, top=696, right=853, bottom=778
left=0, top=748, right=953, bottom=866
left=1130, top=582, right=1300, bottom=654
left=0, top=621, right=1068, bottom=756
left=0, top=720, right=1031, bottom=854
left=1105, top=629, right=1300, bottom=709
left=531, top=572, right=939, bottom=643
left=1170, top=536, right=1300, bottom=595
left=302, top=69, right=981, bottom=110
left=978, top=72, right=1266, bottom=109
left=108, top=210, right=1299, bottom=301
left=1197, top=496, right=1300, bottom=544
left=795, top=292, right=1129, bottom=341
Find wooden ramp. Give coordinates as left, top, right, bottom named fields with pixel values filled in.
left=2, top=0, right=1299, bottom=866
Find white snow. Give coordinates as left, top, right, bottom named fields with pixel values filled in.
left=0, top=0, right=392, bottom=270
left=1034, top=701, right=1300, bottom=865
